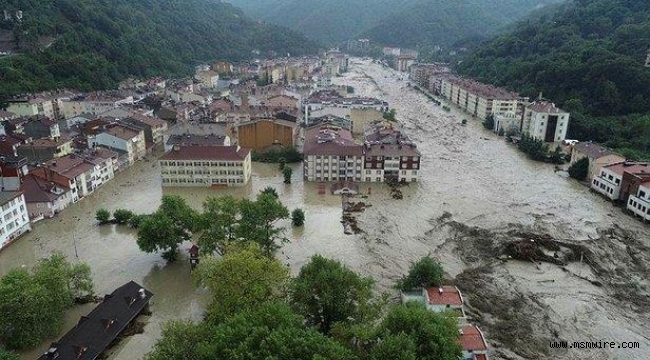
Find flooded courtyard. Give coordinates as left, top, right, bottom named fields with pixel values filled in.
left=2, top=59, right=649, bottom=360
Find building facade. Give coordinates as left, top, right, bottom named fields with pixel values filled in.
left=521, top=102, right=570, bottom=142
left=235, top=118, right=297, bottom=151
left=160, top=146, right=252, bottom=187
left=627, top=181, right=650, bottom=222
left=0, top=191, right=31, bottom=250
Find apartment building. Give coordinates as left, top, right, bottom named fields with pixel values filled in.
left=16, top=137, right=73, bottom=163
left=6, top=98, right=55, bottom=119
left=235, top=117, right=298, bottom=151
left=440, top=76, right=523, bottom=120
left=570, top=142, right=626, bottom=182
left=521, top=101, right=570, bottom=142
left=303, top=125, right=364, bottom=182
left=0, top=191, right=31, bottom=250
left=159, top=145, right=251, bottom=187
left=591, top=162, right=650, bottom=201
left=61, top=93, right=134, bottom=119
left=305, top=90, right=388, bottom=125
left=627, top=181, right=650, bottom=222
left=363, top=122, right=421, bottom=183
left=88, top=124, right=146, bottom=167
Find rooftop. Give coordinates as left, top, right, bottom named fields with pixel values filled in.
left=0, top=191, right=23, bottom=205
left=303, top=125, right=363, bottom=157
left=21, top=174, right=68, bottom=203
left=603, top=162, right=650, bottom=177
left=38, top=281, right=152, bottom=360
left=426, top=286, right=463, bottom=306
left=527, top=101, right=568, bottom=114
left=166, top=134, right=227, bottom=147
left=573, top=141, right=620, bottom=159
left=104, top=125, right=140, bottom=141
left=444, top=75, right=520, bottom=100
left=459, top=325, right=488, bottom=352
left=160, top=145, right=250, bottom=161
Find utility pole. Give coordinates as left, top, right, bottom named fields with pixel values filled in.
left=72, top=215, right=79, bottom=259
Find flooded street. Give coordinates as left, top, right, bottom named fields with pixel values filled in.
left=2, top=58, right=649, bottom=360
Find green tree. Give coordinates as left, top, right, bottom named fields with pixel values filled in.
left=145, top=302, right=355, bottom=360
left=291, top=255, right=379, bottom=335
left=283, top=166, right=293, bottom=184
left=0, top=347, right=19, bottom=360
left=279, top=157, right=287, bottom=170
left=237, top=193, right=289, bottom=254
left=347, top=86, right=355, bottom=94
left=376, top=302, right=462, bottom=360
left=261, top=186, right=279, bottom=199
left=383, top=109, right=397, bottom=122
left=0, top=254, right=94, bottom=350
left=291, top=208, right=305, bottom=227
left=368, top=333, right=417, bottom=360
left=568, top=157, right=589, bottom=181
left=197, top=196, right=240, bottom=255
left=194, top=243, right=289, bottom=321
left=95, top=208, right=110, bottom=224
left=482, top=114, right=495, bottom=130
left=396, top=255, right=444, bottom=290
left=113, top=209, right=134, bottom=224
left=136, top=196, right=197, bottom=261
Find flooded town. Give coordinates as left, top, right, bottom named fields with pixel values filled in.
left=1, top=55, right=649, bottom=360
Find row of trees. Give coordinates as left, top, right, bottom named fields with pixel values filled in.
left=0, top=254, right=94, bottom=352
left=145, top=247, right=462, bottom=360
left=133, top=190, right=303, bottom=260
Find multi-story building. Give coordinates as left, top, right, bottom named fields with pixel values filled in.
left=0, top=191, right=31, bottom=250
left=521, top=102, right=570, bottom=143
left=591, top=162, right=650, bottom=201
left=409, top=63, right=450, bottom=89
left=165, top=133, right=230, bottom=153
left=88, top=124, right=146, bottom=167
left=16, top=137, right=74, bottom=163
left=570, top=142, right=626, bottom=182
left=235, top=117, right=298, bottom=151
left=6, top=98, right=55, bottom=119
left=627, top=181, right=650, bottom=222
left=61, top=93, right=134, bottom=119
left=21, top=117, right=61, bottom=139
left=21, top=173, right=72, bottom=220
left=305, top=90, right=389, bottom=125
left=459, top=325, right=489, bottom=360
left=303, top=125, right=364, bottom=182
left=440, top=76, right=524, bottom=120
left=363, top=122, right=421, bottom=183
left=159, top=145, right=251, bottom=187
left=0, top=155, right=28, bottom=191
left=400, top=285, right=465, bottom=317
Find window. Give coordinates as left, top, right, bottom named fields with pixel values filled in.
left=401, top=171, right=406, bottom=175
left=366, top=170, right=371, bottom=175
left=366, top=177, right=371, bottom=182
left=376, top=177, right=381, bottom=181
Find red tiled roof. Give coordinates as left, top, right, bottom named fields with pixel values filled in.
left=444, top=75, right=520, bottom=100
left=303, top=125, right=363, bottom=157
left=104, top=125, right=139, bottom=140
left=527, top=101, right=566, bottom=114
left=603, top=162, right=650, bottom=177
left=160, top=145, right=250, bottom=161
left=21, top=174, right=68, bottom=203
left=475, top=354, right=488, bottom=360
left=426, top=286, right=463, bottom=306
left=572, top=141, right=620, bottom=160
left=459, top=325, right=488, bottom=352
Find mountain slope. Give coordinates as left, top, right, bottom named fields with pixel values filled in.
left=456, top=0, right=650, bottom=158
left=228, top=0, right=421, bottom=44
left=362, top=0, right=562, bottom=48
left=0, top=0, right=317, bottom=98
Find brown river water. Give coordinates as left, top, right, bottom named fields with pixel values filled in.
left=2, top=59, right=649, bottom=360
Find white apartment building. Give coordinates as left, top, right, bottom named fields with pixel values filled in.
left=303, top=126, right=364, bottom=182
left=440, top=76, right=522, bottom=120
left=61, top=94, right=134, bottom=119
left=88, top=125, right=146, bottom=166
left=6, top=98, right=55, bottom=119
left=627, top=182, right=650, bottom=222
left=0, top=191, right=31, bottom=250
left=591, top=163, right=625, bottom=201
left=159, top=145, right=252, bottom=187
left=521, top=102, right=570, bottom=142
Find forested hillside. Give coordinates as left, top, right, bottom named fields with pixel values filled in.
left=361, top=0, right=562, bottom=49
left=229, top=0, right=560, bottom=46
left=457, top=0, right=650, bottom=159
left=0, top=0, right=317, bottom=98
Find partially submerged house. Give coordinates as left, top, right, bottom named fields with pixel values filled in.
left=38, top=281, right=153, bottom=360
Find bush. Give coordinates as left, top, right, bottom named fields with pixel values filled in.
left=128, top=214, right=148, bottom=229
left=95, top=208, right=110, bottom=224
left=461, top=119, right=467, bottom=126
left=518, top=133, right=549, bottom=162
left=346, top=86, right=355, bottom=94
left=113, top=209, right=134, bottom=224
left=292, top=208, right=305, bottom=227
left=261, top=187, right=279, bottom=199
left=497, top=127, right=505, bottom=136
left=252, top=146, right=302, bottom=163
left=396, top=255, right=444, bottom=290
left=482, top=114, right=495, bottom=130
left=568, top=157, right=589, bottom=181
left=283, top=166, right=293, bottom=184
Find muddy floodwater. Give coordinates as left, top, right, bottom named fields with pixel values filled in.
left=2, top=59, right=649, bottom=360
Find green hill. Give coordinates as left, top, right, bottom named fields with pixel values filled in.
left=361, top=0, right=562, bottom=49
left=0, top=0, right=317, bottom=99
left=456, top=0, right=650, bottom=159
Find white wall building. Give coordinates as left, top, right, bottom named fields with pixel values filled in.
left=160, top=146, right=252, bottom=187
left=521, top=102, right=570, bottom=142
left=0, top=191, right=31, bottom=250
left=627, top=182, right=650, bottom=222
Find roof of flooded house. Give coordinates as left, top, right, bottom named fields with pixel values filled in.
left=527, top=101, right=567, bottom=114
left=18, top=137, right=70, bottom=149
left=237, top=117, right=297, bottom=129
left=426, top=285, right=463, bottom=306
left=459, top=325, right=488, bottom=352
left=0, top=191, right=23, bottom=205
left=572, top=141, right=620, bottom=159
left=365, top=143, right=420, bottom=157
left=603, top=162, right=650, bottom=176
left=38, top=281, right=153, bottom=360
left=444, top=75, right=520, bottom=100
left=160, top=145, right=250, bottom=161
left=126, top=113, right=168, bottom=128
left=166, top=134, right=227, bottom=147
left=474, top=354, right=488, bottom=360
left=104, top=125, right=140, bottom=140
left=21, top=174, right=68, bottom=203
left=303, top=125, right=363, bottom=157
